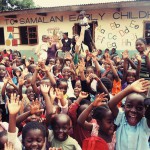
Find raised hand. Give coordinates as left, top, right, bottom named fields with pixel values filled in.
left=144, top=48, right=150, bottom=56
left=122, top=50, right=129, bottom=59
left=4, top=142, right=14, bottom=150
left=78, top=58, right=85, bottom=72
left=92, top=93, right=108, bottom=107
left=7, top=94, right=21, bottom=115
left=3, top=77, right=9, bottom=84
left=79, top=91, right=89, bottom=99
left=18, top=75, right=26, bottom=86
left=30, top=99, right=44, bottom=115
left=55, top=88, right=64, bottom=100
left=130, top=78, right=150, bottom=93
left=49, top=87, right=56, bottom=103
left=135, top=54, right=142, bottom=62
left=40, top=84, right=50, bottom=94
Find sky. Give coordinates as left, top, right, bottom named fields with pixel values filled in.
left=33, top=0, right=135, bottom=7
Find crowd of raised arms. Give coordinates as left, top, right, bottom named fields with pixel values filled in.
left=0, top=23, right=149, bottom=150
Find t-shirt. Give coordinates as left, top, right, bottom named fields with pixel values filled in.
left=48, top=130, right=81, bottom=150
left=115, top=110, right=150, bottom=150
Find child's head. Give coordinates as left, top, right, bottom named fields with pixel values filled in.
left=93, top=105, right=115, bottom=136
left=12, top=67, right=22, bottom=77
left=74, top=80, right=82, bottom=97
left=86, top=66, right=95, bottom=77
left=126, top=69, right=136, bottom=84
left=24, top=105, right=42, bottom=122
left=22, top=122, right=46, bottom=150
left=56, top=79, right=68, bottom=95
left=40, top=78, right=51, bottom=87
left=62, top=66, right=71, bottom=80
left=24, top=73, right=33, bottom=88
left=124, top=92, right=146, bottom=126
left=28, top=64, right=36, bottom=74
left=136, top=38, right=147, bottom=53
left=0, top=131, right=7, bottom=150
left=16, top=57, right=23, bottom=66
left=25, top=86, right=36, bottom=101
left=0, top=65, right=6, bottom=79
left=51, top=114, right=71, bottom=141
left=6, top=85, right=18, bottom=99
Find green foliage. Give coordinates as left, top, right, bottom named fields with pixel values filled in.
left=0, top=0, right=35, bottom=11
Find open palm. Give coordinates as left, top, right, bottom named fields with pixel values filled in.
left=8, top=94, right=21, bottom=115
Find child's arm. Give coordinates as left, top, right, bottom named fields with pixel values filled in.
left=42, top=63, right=56, bottom=86
left=77, top=93, right=107, bottom=130
left=92, top=54, right=101, bottom=76
left=108, top=79, right=150, bottom=118
left=78, top=58, right=86, bottom=80
left=135, top=54, right=141, bottom=80
left=144, top=48, right=150, bottom=73
left=105, top=54, right=120, bottom=81
left=68, top=92, right=88, bottom=121
left=16, top=100, right=43, bottom=127
left=7, top=94, right=21, bottom=148
left=1, top=78, right=8, bottom=100
left=18, top=76, right=26, bottom=100
left=31, top=64, right=40, bottom=95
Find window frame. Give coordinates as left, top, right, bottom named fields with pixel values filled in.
left=0, top=27, right=5, bottom=45
left=19, top=25, right=38, bottom=45
left=143, top=21, right=150, bottom=45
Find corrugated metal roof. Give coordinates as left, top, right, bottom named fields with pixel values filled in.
left=33, top=0, right=136, bottom=7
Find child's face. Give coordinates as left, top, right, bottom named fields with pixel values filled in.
left=136, top=40, right=146, bottom=53
left=27, top=112, right=41, bottom=122
left=16, top=59, right=22, bottom=66
left=6, top=86, right=18, bottom=99
left=99, top=110, right=115, bottom=136
left=26, top=87, right=35, bottom=101
left=49, top=59, right=55, bottom=65
left=0, top=65, right=6, bottom=78
left=58, top=81, right=68, bottom=95
left=126, top=70, right=136, bottom=84
left=125, top=93, right=145, bottom=126
left=23, top=129, right=45, bottom=150
left=40, top=79, right=51, bottom=87
left=53, top=117, right=70, bottom=141
left=74, top=80, right=82, bottom=97
left=62, top=67, right=71, bottom=80
left=86, top=67, right=94, bottom=77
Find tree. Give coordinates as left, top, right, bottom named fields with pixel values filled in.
left=0, top=0, right=35, bottom=11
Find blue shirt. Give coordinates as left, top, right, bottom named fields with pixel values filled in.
left=115, top=110, right=150, bottom=150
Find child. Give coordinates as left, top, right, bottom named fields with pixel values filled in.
left=77, top=93, right=115, bottom=149
left=22, top=121, right=46, bottom=150
left=135, top=38, right=150, bottom=80
left=48, top=113, right=81, bottom=150
left=108, top=78, right=150, bottom=150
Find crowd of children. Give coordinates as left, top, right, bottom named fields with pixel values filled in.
left=0, top=19, right=149, bottom=150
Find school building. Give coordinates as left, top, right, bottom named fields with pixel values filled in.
left=0, top=0, right=150, bottom=57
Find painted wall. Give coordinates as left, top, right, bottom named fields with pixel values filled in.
left=0, top=7, right=150, bottom=52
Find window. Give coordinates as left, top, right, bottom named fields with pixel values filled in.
left=0, top=28, right=5, bottom=45
left=19, top=26, right=38, bottom=45
left=144, top=22, right=150, bottom=45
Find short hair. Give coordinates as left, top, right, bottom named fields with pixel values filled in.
left=51, top=114, right=71, bottom=129
left=22, top=122, right=46, bottom=142
left=100, top=77, right=113, bottom=92
left=93, top=105, right=110, bottom=121
left=136, top=38, right=147, bottom=45
left=56, top=78, right=68, bottom=87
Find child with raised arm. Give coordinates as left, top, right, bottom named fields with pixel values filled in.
left=108, top=78, right=150, bottom=150
left=77, top=93, right=115, bottom=150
